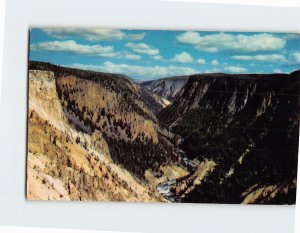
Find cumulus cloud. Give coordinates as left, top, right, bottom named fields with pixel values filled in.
left=171, top=52, right=193, bottom=63
left=126, top=42, right=159, bottom=55
left=152, top=55, right=162, bottom=60
left=42, top=28, right=145, bottom=41
left=225, top=66, right=248, bottom=73
left=231, top=54, right=287, bottom=63
left=123, top=53, right=141, bottom=60
left=177, top=31, right=201, bottom=44
left=68, top=62, right=198, bottom=80
left=176, top=31, right=286, bottom=53
left=291, top=52, right=300, bottom=63
left=211, top=59, right=219, bottom=66
left=196, top=58, right=206, bottom=64
left=127, top=32, right=146, bottom=40
left=42, top=28, right=125, bottom=41
left=31, top=40, right=143, bottom=61
left=30, top=40, right=117, bottom=57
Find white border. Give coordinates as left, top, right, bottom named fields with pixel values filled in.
left=162, top=0, right=300, bottom=8
left=0, top=226, right=125, bottom=233
left=0, top=0, right=5, bottom=106
left=0, top=0, right=299, bottom=232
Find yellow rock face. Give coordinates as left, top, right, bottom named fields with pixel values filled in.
left=27, top=70, right=161, bottom=202
left=56, top=75, right=159, bottom=143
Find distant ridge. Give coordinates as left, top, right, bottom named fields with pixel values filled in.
left=141, top=75, right=189, bottom=101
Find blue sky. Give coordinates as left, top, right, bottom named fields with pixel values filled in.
left=29, top=28, right=300, bottom=81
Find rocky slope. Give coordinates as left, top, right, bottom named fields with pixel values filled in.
left=27, top=62, right=187, bottom=201
left=27, top=69, right=167, bottom=201
left=141, top=76, right=188, bottom=101
left=158, top=72, right=300, bottom=204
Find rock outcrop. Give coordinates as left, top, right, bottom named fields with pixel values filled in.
left=141, top=76, right=188, bottom=101
left=27, top=69, right=162, bottom=202
left=159, top=72, right=300, bottom=204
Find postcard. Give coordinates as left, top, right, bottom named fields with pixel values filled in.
left=27, top=28, right=300, bottom=204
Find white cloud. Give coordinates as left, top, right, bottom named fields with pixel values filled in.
left=30, top=40, right=117, bottom=57
left=203, top=68, right=221, bottom=73
left=31, top=40, right=145, bottom=60
left=42, top=28, right=125, bottom=41
left=171, top=52, right=193, bottom=63
left=153, top=55, right=162, bottom=60
left=283, top=34, right=300, bottom=40
left=68, top=62, right=198, bottom=80
left=42, top=28, right=146, bottom=41
left=231, top=54, right=287, bottom=63
left=123, top=53, right=141, bottom=60
left=176, top=31, right=202, bottom=44
left=126, top=42, right=159, bottom=55
left=211, top=59, right=219, bottom=66
left=273, top=69, right=283, bottom=73
left=196, top=58, right=206, bottom=64
left=176, top=31, right=286, bottom=53
left=291, top=52, right=300, bottom=63
left=225, top=66, right=248, bottom=73
left=128, top=32, right=146, bottom=40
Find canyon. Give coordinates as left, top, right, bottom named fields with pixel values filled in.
left=27, top=61, right=300, bottom=204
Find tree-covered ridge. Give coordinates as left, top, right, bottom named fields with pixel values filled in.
left=160, top=70, right=300, bottom=204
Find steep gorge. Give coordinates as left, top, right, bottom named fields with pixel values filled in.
left=27, top=61, right=300, bottom=204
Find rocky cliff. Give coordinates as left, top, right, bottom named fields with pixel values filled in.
left=141, top=76, right=188, bottom=101
left=27, top=62, right=186, bottom=202
left=159, top=71, right=300, bottom=204
left=27, top=67, right=164, bottom=201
